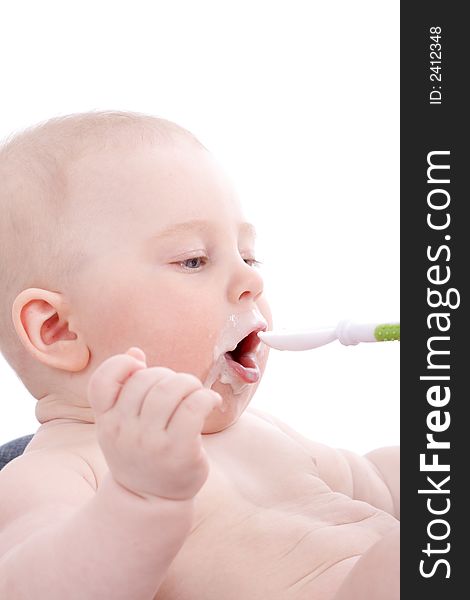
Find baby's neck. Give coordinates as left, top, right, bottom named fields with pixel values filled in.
left=35, top=391, right=96, bottom=425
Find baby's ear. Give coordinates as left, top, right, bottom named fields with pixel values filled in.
left=11, top=288, right=90, bottom=372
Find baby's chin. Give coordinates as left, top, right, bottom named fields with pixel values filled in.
left=199, top=343, right=269, bottom=433
left=201, top=380, right=258, bottom=434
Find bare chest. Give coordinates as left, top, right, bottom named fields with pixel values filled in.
left=84, top=415, right=397, bottom=600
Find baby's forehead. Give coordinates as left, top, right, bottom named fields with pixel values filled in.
left=68, top=139, right=231, bottom=214
left=68, top=133, right=209, bottom=188
left=63, top=148, right=241, bottom=258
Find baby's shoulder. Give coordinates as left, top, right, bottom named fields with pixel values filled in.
left=0, top=444, right=96, bottom=512
left=0, top=445, right=96, bottom=558
left=23, top=423, right=102, bottom=486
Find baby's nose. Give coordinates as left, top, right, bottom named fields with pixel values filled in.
left=234, top=264, right=264, bottom=303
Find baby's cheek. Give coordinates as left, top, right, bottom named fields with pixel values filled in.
left=79, top=262, right=221, bottom=379
left=138, top=290, right=220, bottom=377
left=84, top=288, right=147, bottom=359
left=154, top=313, right=219, bottom=377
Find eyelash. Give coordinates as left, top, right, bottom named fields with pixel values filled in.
left=177, top=256, right=263, bottom=271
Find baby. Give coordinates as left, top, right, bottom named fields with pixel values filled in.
left=0, top=111, right=399, bottom=599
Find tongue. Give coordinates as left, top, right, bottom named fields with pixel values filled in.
left=224, top=352, right=260, bottom=383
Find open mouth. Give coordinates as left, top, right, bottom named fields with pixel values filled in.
left=223, top=329, right=264, bottom=383
left=225, top=330, right=261, bottom=365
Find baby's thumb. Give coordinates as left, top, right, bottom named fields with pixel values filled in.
left=126, top=347, right=147, bottom=363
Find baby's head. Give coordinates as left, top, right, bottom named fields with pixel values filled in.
left=0, top=111, right=272, bottom=433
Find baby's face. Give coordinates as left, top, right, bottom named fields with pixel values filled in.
left=67, top=141, right=272, bottom=433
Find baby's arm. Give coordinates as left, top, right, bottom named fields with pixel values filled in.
left=0, top=348, right=222, bottom=600
left=351, top=446, right=400, bottom=520
left=249, top=408, right=400, bottom=519
left=0, top=453, right=193, bottom=600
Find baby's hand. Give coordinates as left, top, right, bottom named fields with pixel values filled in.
left=87, top=347, right=222, bottom=502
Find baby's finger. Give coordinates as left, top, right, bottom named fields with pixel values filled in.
left=87, top=350, right=147, bottom=417
left=114, top=366, right=174, bottom=419
left=126, top=347, right=147, bottom=363
left=139, top=373, right=204, bottom=427
left=165, top=389, right=222, bottom=440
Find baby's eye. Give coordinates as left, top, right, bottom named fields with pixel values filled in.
left=176, top=256, right=263, bottom=272
left=179, top=256, right=208, bottom=271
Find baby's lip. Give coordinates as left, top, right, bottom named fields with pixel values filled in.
left=202, top=316, right=268, bottom=391
left=222, top=320, right=268, bottom=357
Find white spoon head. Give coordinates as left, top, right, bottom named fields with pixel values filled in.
left=257, top=328, right=337, bottom=351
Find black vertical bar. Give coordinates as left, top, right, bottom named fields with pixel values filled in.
left=401, top=1, right=468, bottom=596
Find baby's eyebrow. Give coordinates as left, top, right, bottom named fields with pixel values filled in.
left=149, top=219, right=257, bottom=242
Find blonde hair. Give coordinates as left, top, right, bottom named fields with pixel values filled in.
left=0, top=109, right=204, bottom=384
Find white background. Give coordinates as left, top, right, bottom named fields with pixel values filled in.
left=0, top=0, right=399, bottom=453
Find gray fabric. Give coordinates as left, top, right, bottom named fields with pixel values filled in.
left=0, top=435, right=34, bottom=470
